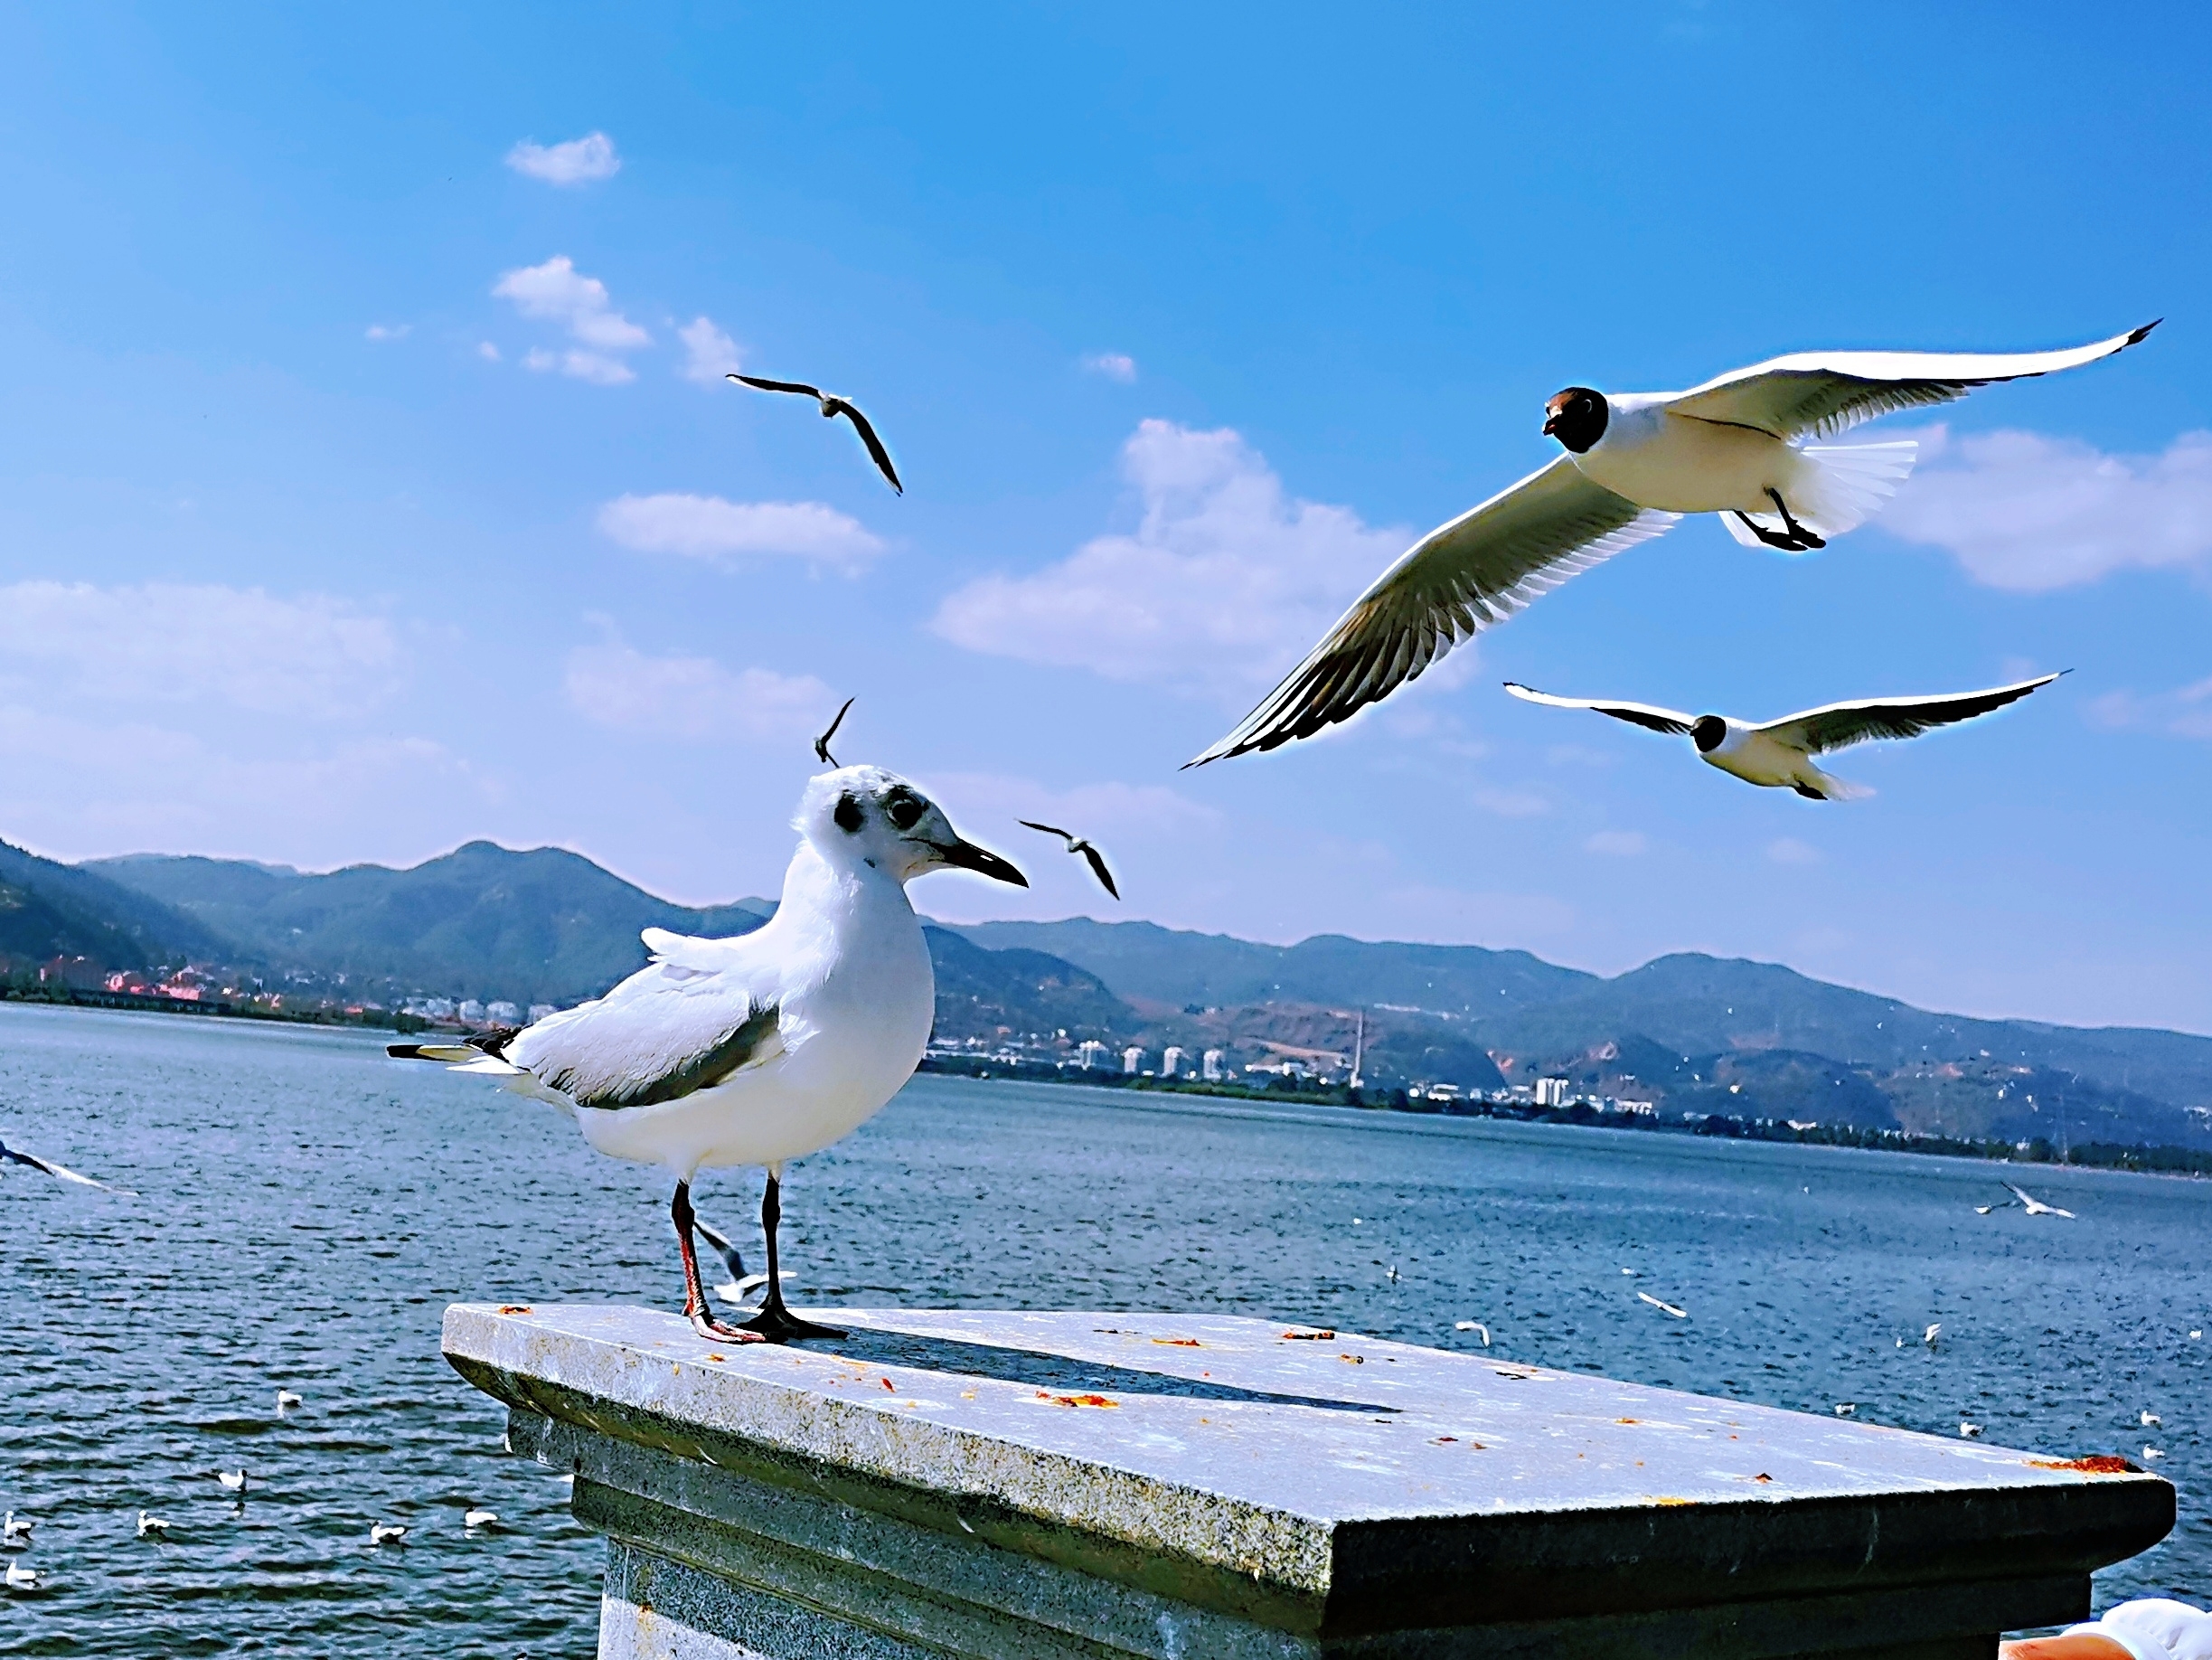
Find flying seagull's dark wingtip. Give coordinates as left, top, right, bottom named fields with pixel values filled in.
left=2128, top=319, right=2162, bottom=344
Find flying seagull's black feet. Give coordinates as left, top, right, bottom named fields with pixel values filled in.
left=1733, top=487, right=1826, bottom=552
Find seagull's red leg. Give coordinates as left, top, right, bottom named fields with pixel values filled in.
left=672, top=1181, right=762, bottom=1343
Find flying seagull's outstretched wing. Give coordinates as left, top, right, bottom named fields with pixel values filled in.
left=730, top=373, right=823, bottom=398
left=1501, top=683, right=1697, bottom=737
left=1019, top=820, right=1120, bottom=901
left=830, top=401, right=902, bottom=494
left=1190, top=457, right=1679, bottom=764
left=1756, top=673, right=2061, bottom=755
left=0, top=1138, right=136, bottom=1195
left=814, top=696, right=853, bottom=767
left=1665, top=324, right=2157, bottom=441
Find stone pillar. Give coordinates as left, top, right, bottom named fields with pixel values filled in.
left=443, top=1305, right=2171, bottom=1660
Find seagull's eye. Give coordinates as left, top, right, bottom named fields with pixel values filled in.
left=884, top=790, right=927, bottom=831
left=834, top=793, right=864, bottom=832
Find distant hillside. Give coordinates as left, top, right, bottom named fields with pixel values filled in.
left=0, top=841, right=224, bottom=975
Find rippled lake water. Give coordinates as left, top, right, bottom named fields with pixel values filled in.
left=1, top=1003, right=2204, bottom=1655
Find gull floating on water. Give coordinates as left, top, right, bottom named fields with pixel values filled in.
left=463, top=1509, right=498, bottom=1530
left=1959, top=1421, right=1983, bottom=1438
left=1, top=1512, right=30, bottom=1545
left=1637, top=1291, right=1688, bottom=1319
left=276, top=1390, right=303, bottom=1413
left=1191, top=324, right=2154, bottom=763
left=1924, top=1324, right=1943, bottom=1347
left=2144, top=1446, right=2166, bottom=1462
left=0, top=1136, right=136, bottom=1195
left=4, top=1561, right=36, bottom=1591
left=1501, top=674, right=2061, bottom=802
left=1834, top=1403, right=1857, bottom=1417
left=2142, top=1410, right=2163, bottom=1428
left=217, top=1470, right=247, bottom=1493
left=391, top=767, right=1026, bottom=1343
left=2004, top=1183, right=2076, bottom=1219
left=729, top=373, right=904, bottom=494
left=136, top=1511, right=169, bottom=1539
left=1017, top=821, right=1121, bottom=900
left=369, top=1522, right=407, bottom=1545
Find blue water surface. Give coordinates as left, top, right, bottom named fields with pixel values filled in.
left=1, top=1003, right=2203, bottom=1655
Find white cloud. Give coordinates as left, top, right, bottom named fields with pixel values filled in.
left=564, top=640, right=832, bottom=741
left=932, top=420, right=1409, bottom=698
left=920, top=771, right=1221, bottom=839
left=364, top=324, right=409, bottom=342
left=1767, top=836, right=1821, bottom=866
left=0, top=582, right=400, bottom=718
left=2086, top=675, right=2212, bottom=741
left=493, top=256, right=649, bottom=382
left=1080, top=352, right=1137, bottom=383
left=679, top=317, right=742, bottom=383
left=505, top=131, right=621, bottom=185
left=1880, top=424, right=2212, bottom=591
left=597, top=493, right=885, bottom=571
left=475, top=341, right=501, bottom=362
left=1585, top=829, right=1646, bottom=856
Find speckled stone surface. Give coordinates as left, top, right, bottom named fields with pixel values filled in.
left=444, top=1304, right=2172, bottom=1659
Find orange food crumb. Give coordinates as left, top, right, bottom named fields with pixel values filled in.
left=498, top=1306, right=532, bottom=1315
left=1153, top=1337, right=1202, bottom=1347
left=1281, top=1329, right=1336, bottom=1340
left=2028, top=1455, right=2141, bottom=1474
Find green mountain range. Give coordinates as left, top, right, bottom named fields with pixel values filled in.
left=0, top=838, right=2198, bottom=1151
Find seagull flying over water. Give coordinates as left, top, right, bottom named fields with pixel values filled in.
left=729, top=374, right=903, bottom=494
left=2004, top=1182, right=2076, bottom=1219
left=692, top=1212, right=793, bottom=1306
left=1500, top=673, right=2062, bottom=801
left=814, top=697, right=854, bottom=767
left=1191, top=324, right=2154, bottom=763
left=391, top=767, right=1026, bottom=1343
left=0, top=1137, right=136, bottom=1195
left=1017, top=821, right=1120, bottom=900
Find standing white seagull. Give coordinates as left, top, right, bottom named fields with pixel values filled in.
left=1191, top=323, right=2154, bottom=762
left=391, top=768, right=1026, bottom=1343
left=1501, top=673, right=2061, bottom=800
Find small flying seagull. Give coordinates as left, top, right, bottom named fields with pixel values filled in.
left=0, top=1137, right=136, bottom=1195
left=1454, top=1319, right=1492, bottom=1346
left=814, top=697, right=854, bottom=767
left=391, top=767, right=1026, bottom=1343
left=1637, top=1291, right=1688, bottom=1318
left=1924, top=1324, right=1943, bottom=1347
left=729, top=373, right=903, bottom=494
left=1191, top=324, right=2153, bottom=763
left=1017, top=821, right=1120, bottom=900
left=2004, top=1182, right=2076, bottom=1218
left=692, top=1212, right=793, bottom=1306
left=1501, top=673, right=2062, bottom=801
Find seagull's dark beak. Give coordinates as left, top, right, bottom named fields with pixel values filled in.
left=923, top=835, right=1028, bottom=886
left=1541, top=410, right=1564, bottom=437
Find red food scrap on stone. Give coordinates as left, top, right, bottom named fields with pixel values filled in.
left=1152, top=1338, right=1202, bottom=1347
left=1281, top=1329, right=1336, bottom=1340
left=2029, top=1455, right=2141, bottom=1474
left=498, top=1306, right=532, bottom=1315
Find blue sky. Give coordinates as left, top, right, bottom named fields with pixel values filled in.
left=1, top=4, right=2207, bottom=1031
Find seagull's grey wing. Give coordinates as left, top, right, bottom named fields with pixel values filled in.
left=731, top=373, right=824, bottom=398
left=1665, top=324, right=2156, bottom=440
left=833, top=401, right=903, bottom=494
left=691, top=1214, right=748, bottom=1281
left=1078, top=842, right=1120, bottom=901
left=0, top=1139, right=136, bottom=1195
left=505, top=978, right=785, bottom=1109
left=1190, top=457, right=1680, bottom=764
left=1502, top=682, right=1695, bottom=736
left=1757, top=673, right=2061, bottom=755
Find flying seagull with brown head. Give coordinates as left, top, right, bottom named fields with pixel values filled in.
left=729, top=373, right=903, bottom=494
left=1019, top=821, right=1120, bottom=900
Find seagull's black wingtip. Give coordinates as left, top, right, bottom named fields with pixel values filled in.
left=2127, top=318, right=2163, bottom=345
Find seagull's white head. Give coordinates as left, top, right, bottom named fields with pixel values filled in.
left=1542, top=386, right=1609, bottom=453
left=797, top=766, right=1028, bottom=889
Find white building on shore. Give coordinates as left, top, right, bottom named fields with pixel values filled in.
left=1161, top=1045, right=1185, bottom=1078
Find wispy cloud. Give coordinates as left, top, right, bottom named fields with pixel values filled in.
left=1880, top=424, right=2212, bottom=591
left=493, top=255, right=649, bottom=383
left=1584, top=829, right=1646, bottom=856
left=364, top=323, right=409, bottom=343
left=678, top=316, right=742, bottom=384
left=505, top=131, right=621, bottom=185
left=564, top=637, right=832, bottom=741
left=932, top=420, right=1408, bottom=699
left=1767, top=836, right=1821, bottom=866
left=0, top=582, right=400, bottom=718
left=1080, top=352, right=1137, bottom=383
left=2085, top=674, right=2212, bottom=740
left=921, top=771, right=1221, bottom=839
left=597, top=493, right=885, bottom=571
left=476, top=341, right=501, bottom=362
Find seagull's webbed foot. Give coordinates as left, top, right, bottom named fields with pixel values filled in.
left=689, top=1308, right=766, bottom=1344
left=739, top=1299, right=846, bottom=1344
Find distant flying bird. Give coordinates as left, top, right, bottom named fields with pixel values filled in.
left=1959, top=1421, right=1983, bottom=1438
left=1924, top=1324, right=1943, bottom=1347
left=692, top=1212, right=793, bottom=1306
left=2004, top=1182, right=2076, bottom=1219
left=217, top=1470, right=248, bottom=1493
left=1018, top=821, right=1120, bottom=900
left=136, top=1511, right=169, bottom=1539
left=814, top=697, right=853, bottom=767
left=463, top=1508, right=498, bottom=1530
left=1190, top=324, right=2154, bottom=764
left=729, top=373, right=903, bottom=494
left=0, top=1137, right=136, bottom=1195
left=1501, top=673, right=2062, bottom=801
left=1454, top=1320, right=1492, bottom=1346
left=390, top=767, right=1025, bottom=1343
left=369, top=1522, right=408, bottom=1545
left=1974, top=1199, right=2011, bottom=1215
left=1637, top=1291, right=1688, bottom=1318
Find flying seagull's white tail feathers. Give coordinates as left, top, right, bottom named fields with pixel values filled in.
left=1722, top=440, right=1918, bottom=548
left=1806, top=769, right=1875, bottom=803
